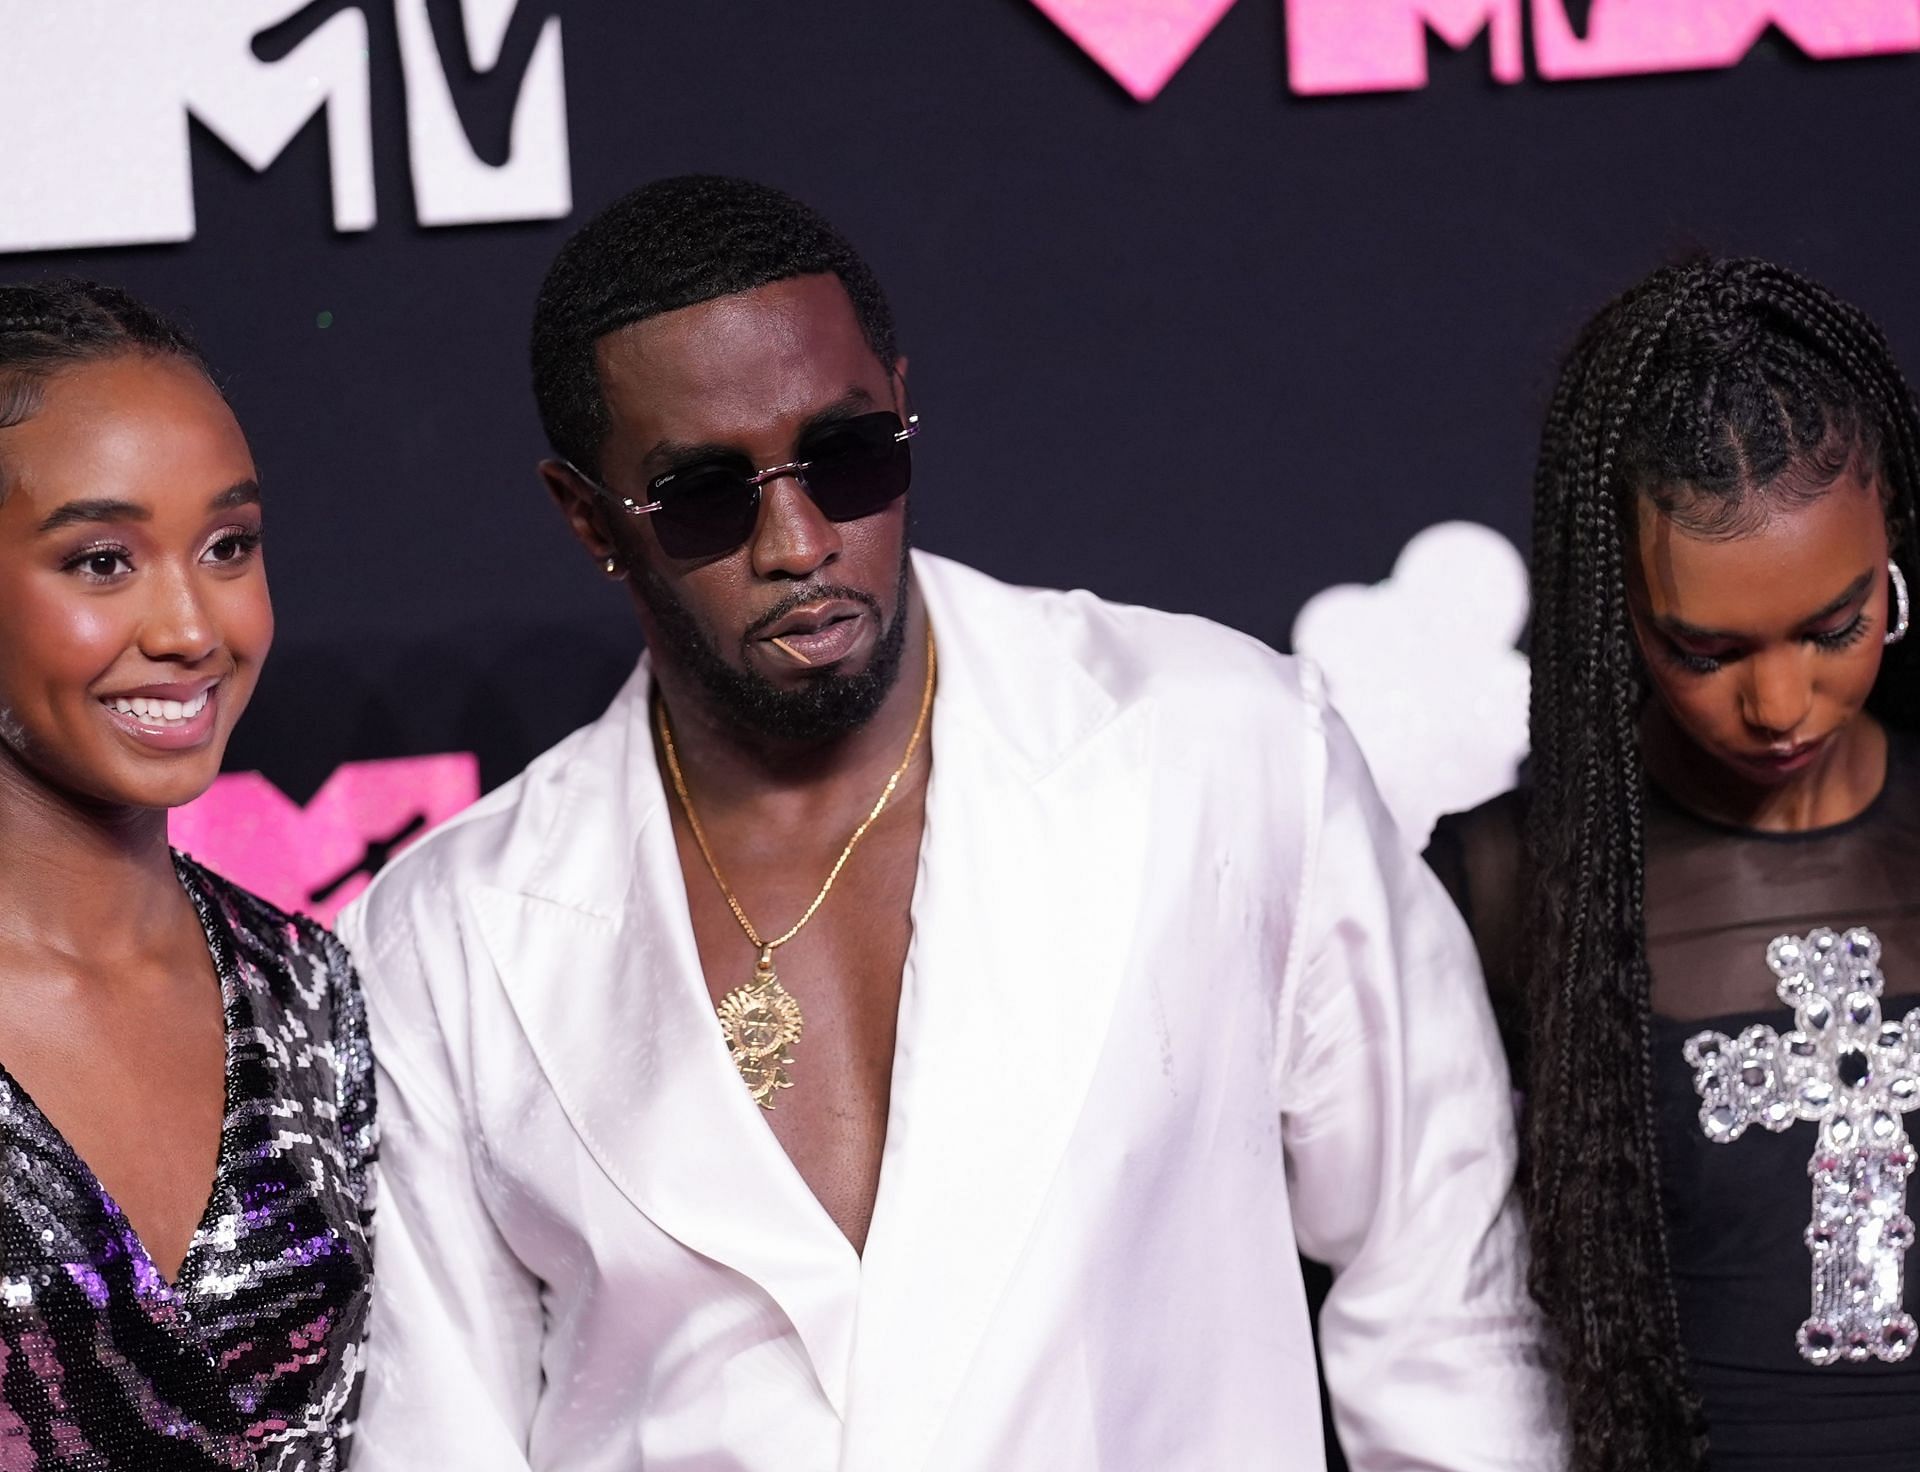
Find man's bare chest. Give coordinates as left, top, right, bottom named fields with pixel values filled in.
left=675, top=808, right=924, bottom=1250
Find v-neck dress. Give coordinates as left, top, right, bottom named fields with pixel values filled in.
left=0, top=855, right=376, bottom=1470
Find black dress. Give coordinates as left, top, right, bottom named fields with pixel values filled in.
left=1428, top=735, right=1920, bottom=1467
left=0, top=855, right=375, bottom=1470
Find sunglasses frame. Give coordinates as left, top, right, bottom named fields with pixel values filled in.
left=567, top=411, right=920, bottom=527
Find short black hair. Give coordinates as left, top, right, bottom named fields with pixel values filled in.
left=0, top=278, right=211, bottom=497
left=530, top=174, right=899, bottom=479
left=0, top=278, right=208, bottom=431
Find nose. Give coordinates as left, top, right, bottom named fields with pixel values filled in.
left=1740, top=647, right=1814, bottom=739
left=748, top=471, right=841, bottom=582
left=138, top=561, right=220, bottom=665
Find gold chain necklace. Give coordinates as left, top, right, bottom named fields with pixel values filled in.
left=657, top=624, right=936, bottom=1108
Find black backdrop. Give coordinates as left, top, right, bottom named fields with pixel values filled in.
left=13, top=6, right=1920, bottom=1460
left=13, top=2, right=1920, bottom=800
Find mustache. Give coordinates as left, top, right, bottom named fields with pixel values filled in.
left=741, top=584, right=884, bottom=642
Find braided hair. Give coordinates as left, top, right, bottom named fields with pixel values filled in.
left=0, top=279, right=208, bottom=466
left=1523, top=257, right=1920, bottom=1470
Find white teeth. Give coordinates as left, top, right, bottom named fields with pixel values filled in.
left=103, top=690, right=211, bottom=724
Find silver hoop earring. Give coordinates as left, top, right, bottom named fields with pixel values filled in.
left=1887, top=561, right=1909, bottom=646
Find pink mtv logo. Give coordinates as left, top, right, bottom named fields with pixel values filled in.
left=1030, top=0, right=1239, bottom=101
left=1035, top=0, right=1920, bottom=98
left=1286, top=0, right=1525, bottom=92
left=170, top=754, right=480, bottom=925
left=1530, top=0, right=1920, bottom=82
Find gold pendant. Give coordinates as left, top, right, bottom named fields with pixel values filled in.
left=716, top=947, right=804, bottom=1109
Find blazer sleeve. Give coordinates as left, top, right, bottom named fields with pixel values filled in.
left=335, top=876, right=545, bottom=1471
left=1279, top=703, right=1565, bottom=1471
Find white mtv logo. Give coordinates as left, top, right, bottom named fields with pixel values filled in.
left=0, top=0, right=570, bottom=253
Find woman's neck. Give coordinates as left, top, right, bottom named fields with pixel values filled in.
left=0, top=755, right=182, bottom=963
left=1641, top=705, right=1890, bottom=833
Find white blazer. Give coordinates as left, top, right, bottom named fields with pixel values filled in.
left=337, top=551, right=1563, bottom=1472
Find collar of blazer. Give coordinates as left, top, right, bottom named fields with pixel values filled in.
left=468, top=551, right=1158, bottom=1457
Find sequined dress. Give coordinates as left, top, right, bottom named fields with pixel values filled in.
left=1428, top=734, right=1920, bottom=1467
left=0, top=855, right=376, bottom=1470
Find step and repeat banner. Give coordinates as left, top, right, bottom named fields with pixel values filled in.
left=4, top=0, right=1918, bottom=920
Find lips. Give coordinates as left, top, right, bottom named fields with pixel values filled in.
left=755, top=600, right=871, bottom=669
left=97, top=679, right=221, bottom=752
left=1738, top=733, right=1830, bottom=778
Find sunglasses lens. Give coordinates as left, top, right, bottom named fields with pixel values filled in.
left=802, top=414, right=912, bottom=523
left=652, top=465, right=759, bottom=560
left=640, top=414, right=912, bottom=558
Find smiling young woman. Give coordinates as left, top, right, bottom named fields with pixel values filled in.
left=0, top=281, right=373, bottom=1470
left=1426, top=258, right=1920, bottom=1471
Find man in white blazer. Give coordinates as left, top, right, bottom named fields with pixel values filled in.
left=337, top=175, right=1563, bottom=1471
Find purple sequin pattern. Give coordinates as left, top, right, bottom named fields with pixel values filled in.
left=0, top=855, right=375, bottom=1469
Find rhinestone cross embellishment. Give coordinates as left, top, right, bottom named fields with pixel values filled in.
left=1686, top=926, right=1920, bottom=1364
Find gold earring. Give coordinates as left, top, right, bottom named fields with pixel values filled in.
left=603, top=556, right=623, bottom=577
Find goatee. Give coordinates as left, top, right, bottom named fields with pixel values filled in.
left=634, top=543, right=913, bottom=745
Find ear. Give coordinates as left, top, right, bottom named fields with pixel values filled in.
left=539, top=457, right=624, bottom=567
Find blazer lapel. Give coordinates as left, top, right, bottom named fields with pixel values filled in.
left=840, top=557, right=1158, bottom=1470
left=467, top=666, right=862, bottom=1414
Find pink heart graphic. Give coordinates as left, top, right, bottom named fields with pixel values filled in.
left=169, top=754, right=480, bottom=925
left=1031, top=0, right=1239, bottom=101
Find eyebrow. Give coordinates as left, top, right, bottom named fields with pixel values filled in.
left=35, top=479, right=261, bottom=534
left=1656, top=569, right=1875, bottom=642
left=639, top=388, right=880, bottom=473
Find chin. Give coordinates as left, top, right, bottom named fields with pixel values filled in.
left=52, top=751, right=226, bottom=816
left=135, top=756, right=228, bottom=810
left=1728, top=761, right=1802, bottom=790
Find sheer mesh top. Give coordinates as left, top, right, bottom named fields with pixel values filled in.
left=1427, top=732, right=1920, bottom=1468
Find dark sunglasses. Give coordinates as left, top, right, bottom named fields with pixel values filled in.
left=574, top=410, right=919, bottom=560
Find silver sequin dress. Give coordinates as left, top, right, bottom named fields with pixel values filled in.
left=0, top=855, right=375, bottom=1470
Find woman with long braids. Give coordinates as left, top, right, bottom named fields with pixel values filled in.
left=0, top=280, right=373, bottom=1468
left=1428, top=256, right=1920, bottom=1470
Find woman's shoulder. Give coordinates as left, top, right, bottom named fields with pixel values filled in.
left=1429, top=785, right=1529, bottom=845
left=1425, top=788, right=1531, bottom=1073
left=173, top=852, right=359, bottom=1000
left=1425, top=787, right=1529, bottom=910
left=174, top=855, right=378, bottom=1194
